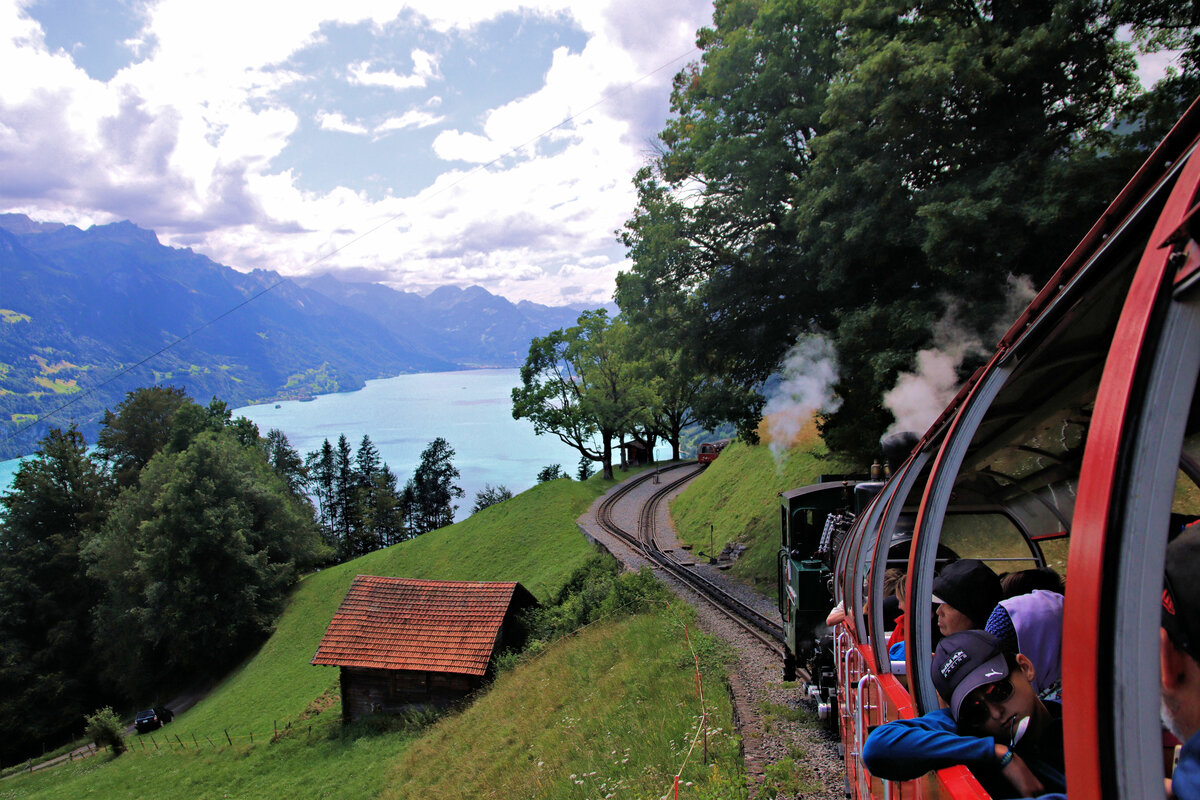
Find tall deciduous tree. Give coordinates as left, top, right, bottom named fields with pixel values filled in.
left=512, top=310, right=648, bottom=479
left=96, top=385, right=191, bottom=487
left=86, top=430, right=327, bottom=694
left=618, top=0, right=1168, bottom=459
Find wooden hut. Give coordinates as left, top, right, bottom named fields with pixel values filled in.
left=619, top=439, right=651, bottom=467
left=311, top=575, right=537, bottom=723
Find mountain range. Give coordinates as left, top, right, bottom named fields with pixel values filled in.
left=0, top=213, right=596, bottom=460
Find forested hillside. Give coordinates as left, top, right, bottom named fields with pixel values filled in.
left=0, top=214, right=584, bottom=459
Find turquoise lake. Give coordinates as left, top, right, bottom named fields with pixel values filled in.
left=1, top=369, right=666, bottom=521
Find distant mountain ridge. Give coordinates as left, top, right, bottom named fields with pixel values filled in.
left=0, top=213, right=593, bottom=459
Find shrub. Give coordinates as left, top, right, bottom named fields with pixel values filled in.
left=84, top=707, right=126, bottom=755
left=536, top=464, right=566, bottom=482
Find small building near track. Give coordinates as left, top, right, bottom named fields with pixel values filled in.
left=619, top=439, right=652, bottom=467
left=311, top=575, right=538, bottom=723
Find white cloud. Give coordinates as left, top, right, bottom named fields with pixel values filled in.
left=318, top=111, right=369, bottom=135
left=0, top=0, right=712, bottom=305
left=348, top=49, right=440, bottom=90
left=375, top=109, right=443, bottom=135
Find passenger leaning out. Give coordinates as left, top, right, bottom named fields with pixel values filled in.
left=863, top=630, right=1065, bottom=799
left=932, top=558, right=1004, bottom=635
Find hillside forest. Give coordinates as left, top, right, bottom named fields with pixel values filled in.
left=0, top=387, right=470, bottom=764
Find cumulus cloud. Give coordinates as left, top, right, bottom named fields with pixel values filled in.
left=318, top=111, right=369, bottom=135
left=0, top=0, right=711, bottom=305
left=375, top=109, right=443, bottom=134
left=348, top=50, right=440, bottom=89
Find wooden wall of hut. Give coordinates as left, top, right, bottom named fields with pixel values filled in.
left=339, top=667, right=479, bottom=723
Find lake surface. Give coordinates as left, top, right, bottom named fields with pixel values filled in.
left=1, top=369, right=664, bottom=521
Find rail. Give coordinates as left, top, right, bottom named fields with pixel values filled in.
left=595, top=463, right=787, bottom=658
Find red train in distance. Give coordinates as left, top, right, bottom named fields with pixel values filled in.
left=778, top=96, right=1200, bottom=799
left=697, top=439, right=730, bottom=464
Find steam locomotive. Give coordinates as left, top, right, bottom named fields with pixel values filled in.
left=778, top=96, right=1200, bottom=798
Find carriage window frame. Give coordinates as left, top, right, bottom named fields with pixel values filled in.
left=907, top=363, right=1013, bottom=712
left=862, top=450, right=934, bottom=671
left=1102, top=271, right=1200, bottom=797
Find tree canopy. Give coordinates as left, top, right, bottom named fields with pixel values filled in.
left=406, top=437, right=464, bottom=534
left=0, top=387, right=329, bottom=759
left=617, top=0, right=1199, bottom=459
left=87, top=428, right=327, bottom=694
left=0, top=428, right=111, bottom=765
left=513, top=310, right=651, bottom=479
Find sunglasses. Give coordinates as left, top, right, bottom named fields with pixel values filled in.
left=958, top=676, right=1014, bottom=728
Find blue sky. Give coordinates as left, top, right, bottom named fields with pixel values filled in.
left=0, top=0, right=713, bottom=305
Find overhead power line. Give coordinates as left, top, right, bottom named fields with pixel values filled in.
left=2, top=45, right=701, bottom=449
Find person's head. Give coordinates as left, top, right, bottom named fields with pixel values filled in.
left=883, top=568, right=907, bottom=605
left=999, top=567, right=1064, bottom=598
left=931, top=630, right=1043, bottom=741
left=1161, top=522, right=1200, bottom=741
left=932, top=559, right=1003, bottom=635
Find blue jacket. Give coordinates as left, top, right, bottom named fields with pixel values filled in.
left=862, top=703, right=1065, bottom=799
left=1176, top=729, right=1200, bottom=799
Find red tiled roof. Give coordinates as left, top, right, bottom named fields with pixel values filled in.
left=311, top=576, right=529, bottom=677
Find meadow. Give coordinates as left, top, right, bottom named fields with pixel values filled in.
left=1, top=468, right=746, bottom=799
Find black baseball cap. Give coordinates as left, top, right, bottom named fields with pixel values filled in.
left=930, top=630, right=1011, bottom=722
left=1163, top=521, right=1200, bottom=661
left=932, top=559, right=1003, bottom=629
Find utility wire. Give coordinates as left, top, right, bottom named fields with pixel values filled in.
left=2, top=45, right=701, bottom=449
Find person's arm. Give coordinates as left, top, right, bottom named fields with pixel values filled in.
left=994, top=743, right=1046, bottom=796
left=862, top=709, right=997, bottom=780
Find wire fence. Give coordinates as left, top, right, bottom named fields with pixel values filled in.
left=9, top=596, right=729, bottom=796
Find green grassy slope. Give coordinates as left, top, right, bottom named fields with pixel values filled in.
left=4, top=469, right=745, bottom=799
left=670, top=429, right=855, bottom=595
left=174, top=476, right=604, bottom=739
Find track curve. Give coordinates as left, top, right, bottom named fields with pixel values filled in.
left=594, top=463, right=786, bottom=657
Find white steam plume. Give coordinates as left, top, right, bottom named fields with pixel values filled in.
left=883, top=274, right=1037, bottom=438
left=763, top=334, right=842, bottom=459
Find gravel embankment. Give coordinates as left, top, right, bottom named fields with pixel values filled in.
left=578, top=471, right=846, bottom=800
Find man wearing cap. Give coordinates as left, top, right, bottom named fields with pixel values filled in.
left=1162, top=523, right=1200, bottom=799
left=862, top=629, right=1065, bottom=798
left=933, top=559, right=1004, bottom=636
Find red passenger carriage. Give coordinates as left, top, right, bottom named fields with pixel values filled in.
left=780, top=98, right=1200, bottom=798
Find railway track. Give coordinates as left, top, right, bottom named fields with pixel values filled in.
left=595, top=463, right=786, bottom=658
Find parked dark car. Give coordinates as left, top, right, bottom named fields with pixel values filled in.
left=134, top=707, right=173, bottom=734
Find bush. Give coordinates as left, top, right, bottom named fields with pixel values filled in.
left=536, top=464, right=566, bottom=482
left=84, top=707, right=126, bottom=755
left=472, top=484, right=513, bottom=514
left=518, top=556, right=668, bottom=646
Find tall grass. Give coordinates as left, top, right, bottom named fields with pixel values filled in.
left=671, top=429, right=854, bottom=594
left=382, top=605, right=744, bottom=800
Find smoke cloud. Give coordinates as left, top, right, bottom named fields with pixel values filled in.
left=883, top=274, right=1036, bottom=438
left=762, top=334, right=842, bottom=459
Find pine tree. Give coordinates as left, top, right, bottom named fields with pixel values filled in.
left=407, top=437, right=463, bottom=534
